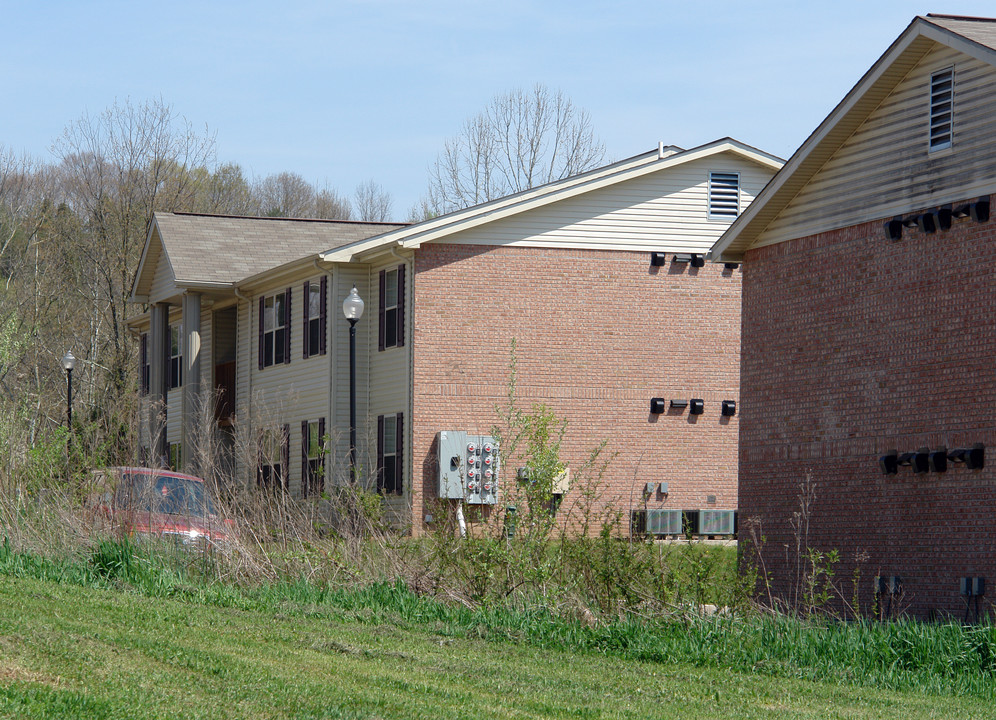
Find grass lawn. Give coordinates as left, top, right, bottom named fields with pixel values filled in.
left=0, top=575, right=988, bottom=719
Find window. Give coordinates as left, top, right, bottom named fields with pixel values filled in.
left=930, top=66, right=954, bottom=151
left=139, top=333, right=150, bottom=396
left=303, top=278, right=327, bottom=359
left=378, top=264, right=405, bottom=351
left=377, top=413, right=403, bottom=495
left=301, top=418, right=326, bottom=498
left=708, top=172, right=740, bottom=218
left=259, top=290, right=291, bottom=369
left=169, top=324, right=182, bottom=389
left=258, top=425, right=289, bottom=491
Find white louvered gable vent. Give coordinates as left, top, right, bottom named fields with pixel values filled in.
left=929, top=67, right=953, bottom=151
left=708, top=172, right=740, bottom=218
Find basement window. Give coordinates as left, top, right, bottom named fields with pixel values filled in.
left=929, top=66, right=954, bottom=151
left=708, top=172, right=740, bottom=218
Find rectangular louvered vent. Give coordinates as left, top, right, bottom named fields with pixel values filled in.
left=708, top=172, right=740, bottom=218
left=646, top=509, right=682, bottom=536
left=700, top=510, right=735, bottom=536
left=930, top=67, right=953, bottom=151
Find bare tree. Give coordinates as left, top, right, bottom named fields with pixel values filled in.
left=315, top=185, right=352, bottom=220
left=252, top=172, right=317, bottom=218
left=52, top=98, right=216, bottom=434
left=353, top=180, right=392, bottom=222
left=427, top=84, right=605, bottom=214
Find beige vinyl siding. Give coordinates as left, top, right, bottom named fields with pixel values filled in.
left=367, top=258, right=411, bottom=523
left=243, top=277, right=334, bottom=495
left=434, top=154, right=772, bottom=252
left=757, top=45, right=996, bottom=247
left=331, top=265, right=372, bottom=487
left=148, top=240, right=178, bottom=304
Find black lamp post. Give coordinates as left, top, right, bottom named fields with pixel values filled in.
left=61, top=351, right=76, bottom=456
left=342, top=286, right=364, bottom=481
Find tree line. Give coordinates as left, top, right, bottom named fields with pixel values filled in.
left=0, top=86, right=603, bottom=481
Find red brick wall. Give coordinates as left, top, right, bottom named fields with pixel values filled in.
left=740, top=200, right=996, bottom=619
left=411, top=243, right=742, bottom=536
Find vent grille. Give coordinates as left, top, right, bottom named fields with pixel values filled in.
left=930, top=67, right=953, bottom=151
left=647, top=509, right=682, bottom=536
left=700, top=510, right=735, bottom=535
left=709, top=172, right=740, bottom=218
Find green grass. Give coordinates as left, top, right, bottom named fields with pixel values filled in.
left=0, top=574, right=991, bottom=719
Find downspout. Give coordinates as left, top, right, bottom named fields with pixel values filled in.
left=389, top=244, right=416, bottom=529
left=315, top=259, right=335, bottom=482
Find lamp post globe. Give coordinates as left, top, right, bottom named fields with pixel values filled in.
left=61, top=350, right=76, bottom=459
left=343, top=286, right=363, bottom=481
left=342, top=285, right=365, bottom=322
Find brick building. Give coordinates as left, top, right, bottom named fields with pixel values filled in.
left=132, top=139, right=782, bottom=534
left=712, top=15, right=996, bottom=619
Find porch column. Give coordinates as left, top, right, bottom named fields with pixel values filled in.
left=181, top=291, right=202, bottom=475
left=148, top=302, right=170, bottom=466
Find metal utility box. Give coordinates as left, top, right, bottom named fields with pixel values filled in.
left=646, top=509, right=682, bottom=536
left=437, top=431, right=500, bottom=505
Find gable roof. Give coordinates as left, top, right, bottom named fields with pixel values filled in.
left=711, top=14, right=996, bottom=261
left=131, top=213, right=406, bottom=301
left=322, top=138, right=783, bottom=263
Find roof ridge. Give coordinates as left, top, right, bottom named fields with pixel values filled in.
left=168, top=211, right=408, bottom=227
left=924, top=13, right=996, bottom=22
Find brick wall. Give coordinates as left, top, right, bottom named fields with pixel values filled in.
left=740, top=199, right=996, bottom=619
left=411, top=243, right=742, bottom=536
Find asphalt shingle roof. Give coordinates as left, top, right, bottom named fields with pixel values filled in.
left=154, top=212, right=406, bottom=285
left=925, top=14, right=996, bottom=52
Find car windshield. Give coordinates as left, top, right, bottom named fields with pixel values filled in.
left=123, top=472, right=216, bottom=517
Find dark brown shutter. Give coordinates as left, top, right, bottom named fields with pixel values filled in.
left=317, top=417, right=326, bottom=494
left=396, top=412, right=404, bottom=496
left=258, top=297, right=265, bottom=370
left=378, top=270, right=386, bottom=352
left=301, top=421, right=310, bottom=496
left=281, top=424, right=290, bottom=490
left=139, top=333, right=148, bottom=395
left=376, top=414, right=385, bottom=491
left=302, top=281, right=310, bottom=359
left=319, top=276, right=328, bottom=355
left=396, top=264, right=405, bottom=348
left=284, top=288, right=292, bottom=364
left=256, top=432, right=264, bottom=488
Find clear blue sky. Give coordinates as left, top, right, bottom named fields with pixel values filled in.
left=3, top=1, right=992, bottom=217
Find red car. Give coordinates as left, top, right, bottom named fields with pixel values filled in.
left=87, top=467, right=234, bottom=547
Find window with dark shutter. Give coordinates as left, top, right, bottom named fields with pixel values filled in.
left=378, top=265, right=405, bottom=351
left=930, top=66, right=954, bottom=151
left=258, top=426, right=289, bottom=491
left=302, top=418, right=325, bottom=497
left=377, top=413, right=402, bottom=495
left=261, top=291, right=291, bottom=367
left=304, top=279, right=326, bottom=358
left=169, top=323, right=182, bottom=389
left=708, top=172, right=740, bottom=218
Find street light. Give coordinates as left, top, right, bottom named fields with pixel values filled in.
left=342, top=286, right=364, bottom=481
left=61, top=351, right=76, bottom=456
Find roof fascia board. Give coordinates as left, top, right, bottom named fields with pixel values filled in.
left=325, top=140, right=782, bottom=262
left=710, top=19, right=936, bottom=261
left=235, top=255, right=327, bottom=293
left=321, top=151, right=660, bottom=262
left=393, top=142, right=782, bottom=250
left=130, top=217, right=172, bottom=303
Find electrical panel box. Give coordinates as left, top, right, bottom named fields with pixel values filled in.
left=437, top=431, right=500, bottom=505
left=646, top=509, right=682, bottom=536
